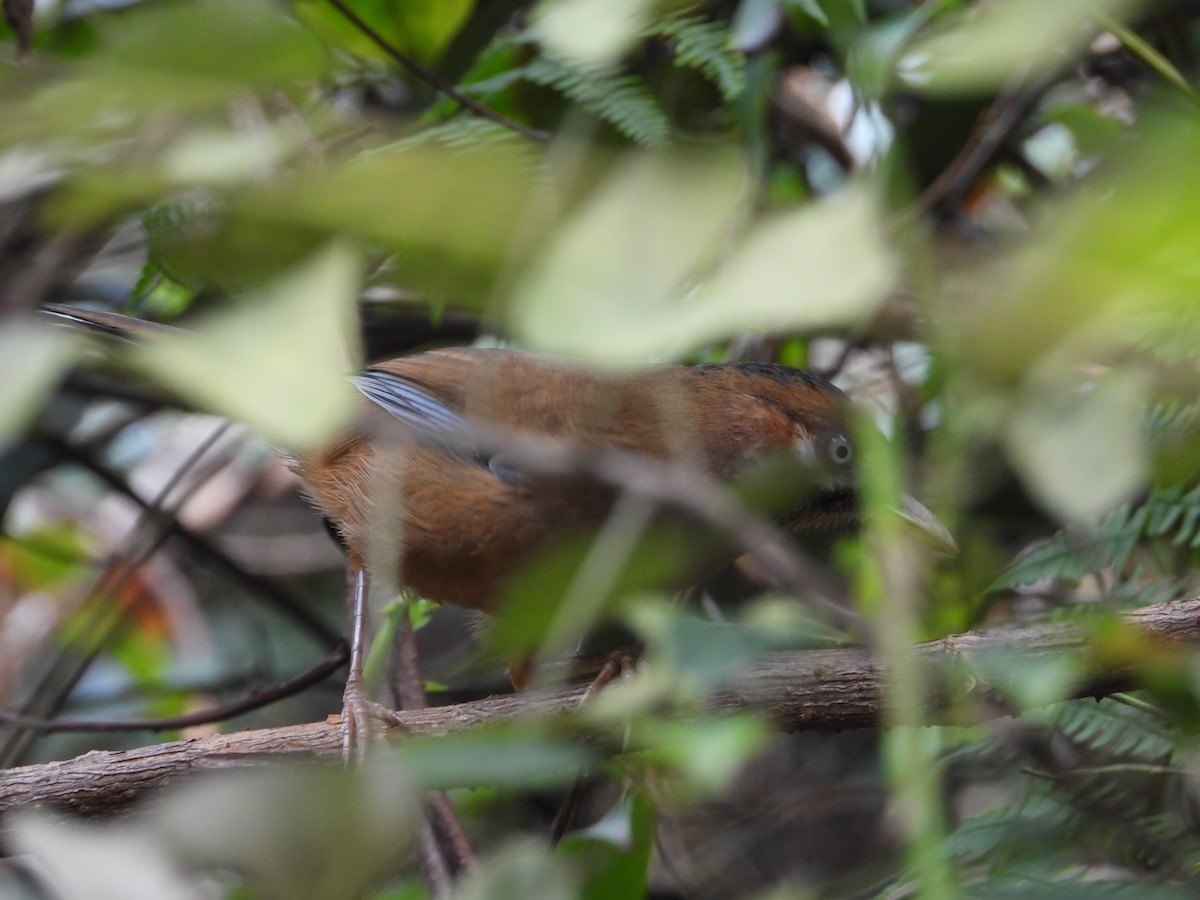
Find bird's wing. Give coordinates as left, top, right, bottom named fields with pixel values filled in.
left=366, top=347, right=514, bottom=412
left=351, top=355, right=523, bottom=485
left=350, top=368, right=477, bottom=455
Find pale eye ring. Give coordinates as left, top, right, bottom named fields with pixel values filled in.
left=828, top=435, right=852, bottom=465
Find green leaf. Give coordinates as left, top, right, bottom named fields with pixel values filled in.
left=453, top=841, right=580, bottom=900
left=133, top=243, right=361, bottom=452
left=0, top=320, right=77, bottom=451
left=3, top=525, right=91, bottom=589
left=295, top=0, right=475, bottom=63
left=897, top=0, right=1141, bottom=95
left=627, top=604, right=771, bottom=692
left=1094, top=11, right=1195, bottom=99
left=233, top=146, right=538, bottom=305
left=783, top=0, right=829, bottom=28
left=509, top=153, right=894, bottom=363
left=521, top=55, right=670, bottom=146
left=13, top=761, right=420, bottom=900
left=397, top=728, right=594, bottom=790
left=632, top=714, right=771, bottom=793
left=1005, top=371, right=1149, bottom=524
left=652, top=13, right=746, bottom=100
left=535, top=0, right=656, bottom=69
left=731, top=0, right=782, bottom=52
left=558, top=792, right=655, bottom=899
left=38, top=0, right=330, bottom=122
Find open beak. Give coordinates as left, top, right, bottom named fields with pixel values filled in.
left=895, top=494, right=958, bottom=554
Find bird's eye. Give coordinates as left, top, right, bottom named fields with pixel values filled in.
left=828, top=435, right=852, bottom=465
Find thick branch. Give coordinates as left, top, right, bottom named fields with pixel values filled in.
left=2, top=596, right=1198, bottom=818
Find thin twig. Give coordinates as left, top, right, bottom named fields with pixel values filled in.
left=322, top=0, right=551, bottom=143
left=908, top=71, right=1056, bottom=220
left=0, top=643, right=349, bottom=733
left=47, top=435, right=340, bottom=648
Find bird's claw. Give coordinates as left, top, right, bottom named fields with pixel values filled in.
left=341, top=676, right=405, bottom=765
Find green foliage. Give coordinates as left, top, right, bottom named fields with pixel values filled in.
left=648, top=12, right=746, bottom=100
left=4, top=0, right=1200, bottom=897
left=932, top=700, right=1200, bottom=892
left=993, top=482, right=1200, bottom=591
left=520, top=54, right=671, bottom=146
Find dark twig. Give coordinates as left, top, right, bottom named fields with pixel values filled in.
left=910, top=72, right=1057, bottom=219
left=47, top=435, right=340, bottom=648
left=0, top=421, right=238, bottom=765
left=322, top=0, right=551, bottom=143
left=0, top=643, right=349, bottom=733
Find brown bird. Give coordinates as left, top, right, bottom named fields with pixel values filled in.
left=39, top=305, right=954, bottom=746
left=298, top=347, right=876, bottom=612
left=295, top=348, right=954, bottom=735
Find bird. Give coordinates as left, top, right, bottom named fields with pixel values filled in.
left=38, top=305, right=955, bottom=747
left=297, top=347, right=883, bottom=613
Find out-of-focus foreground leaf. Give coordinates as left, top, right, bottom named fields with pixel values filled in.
left=133, top=243, right=361, bottom=452
left=507, top=150, right=894, bottom=363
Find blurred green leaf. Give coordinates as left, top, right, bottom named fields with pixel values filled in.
left=783, top=0, right=829, bottom=28
left=3, top=525, right=90, bottom=589
left=961, top=115, right=1200, bottom=385
left=509, top=151, right=893, bottom=363
left=11, top=814, right=194, bottom=900
left=490, top=520, right=699, bottom=658
left=1005, top=371, right=1149, bottom=523
left=52, top=143, right=538, bottom=301
left=1094, top=11, right=1196, bottom=99
left=28, top=0, right=329, bottom=125
left=398, top=727, right=594, bottom=790
left=731, top=0, right=782, bottom=52
left=0, top=319, right=77, bottom=451
left=628, top=603, right=771, bottom=692
left=295, top=0, right=475, bottom=63
left=971, top=651, right=1086, bottom=712
left=559, top=792, right=655, bottom=899
left=14, top=760, right=420, bottom=900
left=535, top=0, right=656, bottom=69
left=156, top=761, right=419, bottom=900
left=897, top=0, right=1141, bottom=95
left=237, top=146, right=538, bottom=305
left=133, top=243, right=361, bottom=451
left=453, top=841, right=580, bottom=900
left=632, top=714, right=771, bottom=793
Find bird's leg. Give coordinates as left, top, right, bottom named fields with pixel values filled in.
left=578, top=651, right=637, bottom=704
left=388, top=599, right=477, bottom=876
left=388, top=603, right=428, bottom=712
left=549, top=651, right=637, bottom=844
left=341, top=564, right=404, bottom=763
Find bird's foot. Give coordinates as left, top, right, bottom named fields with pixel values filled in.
left=340, top=675, right=406, bottom=765
left=578, top=651, right=637, bottom=705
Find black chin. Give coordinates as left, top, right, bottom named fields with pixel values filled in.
left=779, top=486, right=859, bottom=533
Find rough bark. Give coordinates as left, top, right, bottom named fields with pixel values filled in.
left=1, top=595, right=1197, bottom=818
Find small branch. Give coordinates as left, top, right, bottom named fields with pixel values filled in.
left=0, top=643, right=348, bottom=733
left=909, top=72, right=1056, bottom=220
left=3, top=596, right=1200, bottom=818
left=322, top=0, right=551, bottom=143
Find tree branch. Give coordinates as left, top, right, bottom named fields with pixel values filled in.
left=3, top=595, right=1198, bottom=818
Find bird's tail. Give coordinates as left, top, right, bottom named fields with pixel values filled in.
left=40, top=302, right=182, bottom=341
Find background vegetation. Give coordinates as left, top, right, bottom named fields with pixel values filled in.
left=1, top=0, right=1199, bottom=897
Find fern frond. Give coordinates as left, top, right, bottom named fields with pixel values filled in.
left=992, top=483, right=1200, bottom=591
left=522, top=55, right=671, bottom=146
left=397, top=116, right=521, bottom=150
left=1147, top=398, right=1200, bottom=445
left=989, top=511, right=1145, bottom=590
left=650, top=14, right=745, bottom=100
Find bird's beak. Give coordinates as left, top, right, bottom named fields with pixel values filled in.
left=895, top=494, right=958, bottom=554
